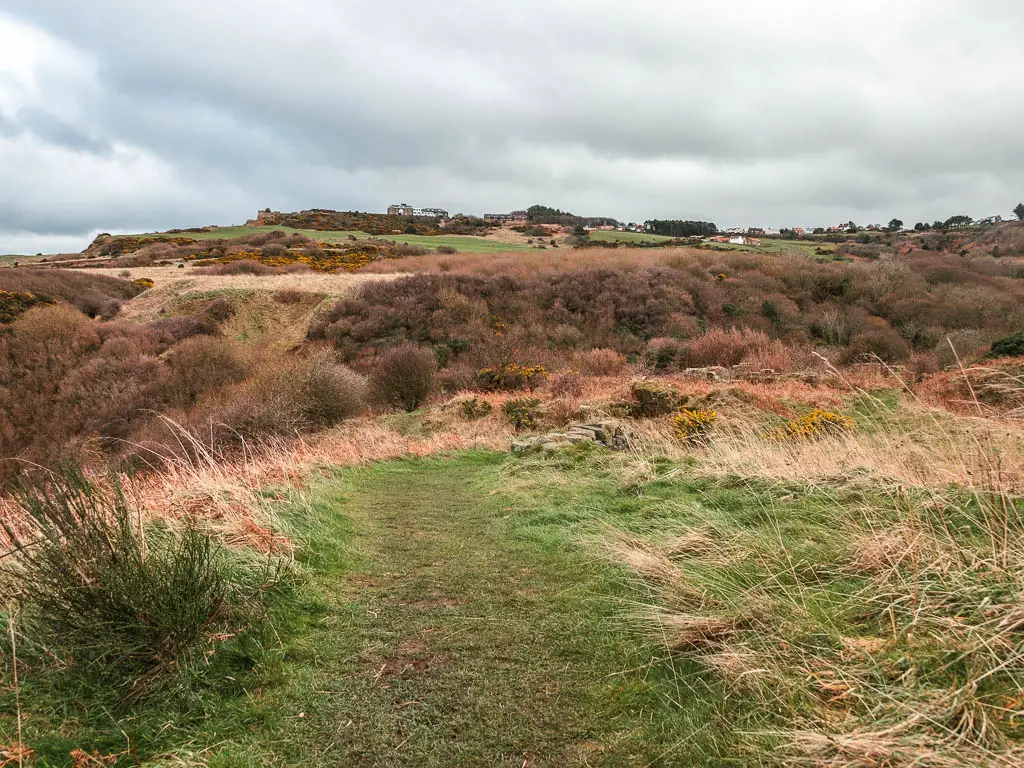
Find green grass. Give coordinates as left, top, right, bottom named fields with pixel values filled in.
left=588, top=230, right=675, bottom=245
left=6, top=446, right=1020, bottom=765
left=587, top=231, right=836, bottom=258
left=708, top=238, right=835, bottom=257
left=138, top=225, right=532, bottom=253
left=0, top=451, right=707, bottom=765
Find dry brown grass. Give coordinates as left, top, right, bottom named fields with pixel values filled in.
left=74, top=265, right=398, bottom=322
left=358, top=245, right=699, bottom=277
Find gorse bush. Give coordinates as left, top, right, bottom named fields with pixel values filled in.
left=671, top=409, right=717, bottom=445
left=476, top=363, right=548, bottom=391
left=370, top=343, right=437, bottom=411
left=989, top=331, right=1024, bottom=359
left=502, top=397, right=542, bottom=430
left=1, top=469, right=231, bottom=685
left=451, top=395, right=492, bottom=420
left=0, top=289, right=53, bottom=323
left=770, top=409, right=854, bottom=440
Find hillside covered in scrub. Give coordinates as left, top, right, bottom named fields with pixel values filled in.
left=2, top=234, right=1024, bottom=766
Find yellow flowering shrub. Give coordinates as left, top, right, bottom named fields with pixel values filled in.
left=477, top=363, right=549, bottom=391
left=0, top=290, right=53, bottom=323
left=671, top=409, right=717, bottom=444
left=770, top=409, right=854, bottom=441
left=183, top=244, right=384, bottom=273
left=132, top=278, right=155, bottom=289
left=502, top=397, right=542, bottom=430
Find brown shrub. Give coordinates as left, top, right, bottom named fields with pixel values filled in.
left=200, top=351, right=367, bottom=442
left=571, top=348, right=628, bottom=376
left=677, top=328, right=784, bottom=369
left=547, top=370, right=584, bottom=398
left=260, top=243, right=288, bottom=258
left=0, top=268, right=141, bottom=319
left=165, top=336, right=250, bottom=406
left=370, top=344, right=437, bottom=411
left=273, top=288, right=308, bottom=304
left=840, top=328, right=912, bottom=364
left=148, top=298, right=236, bottom=342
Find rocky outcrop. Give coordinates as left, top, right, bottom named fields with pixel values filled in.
left=511, top=421, right=630, bottom=453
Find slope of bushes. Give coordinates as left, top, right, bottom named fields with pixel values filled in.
left=309, top=249, right=1024, bottom=376
left=0, top=268, right=144, bottom=319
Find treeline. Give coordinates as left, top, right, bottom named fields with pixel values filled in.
left=645, top=220, right=719, bottom=237
left=526, top=204, right=618, bottom=227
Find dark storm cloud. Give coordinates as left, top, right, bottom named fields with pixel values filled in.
left=1, top=0, right=1023, bottom=253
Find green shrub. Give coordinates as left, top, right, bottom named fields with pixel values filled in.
left=502, top=397, right=542, bottom=430
left=1, top=469, right=233, bottom=685
left=630, top=380, right=681, bottom=417
left=453, top=396, right=492, bottom=420
left=371, top=343, right=437, bottom=411
left=989, top=331, right=1024, bottom=359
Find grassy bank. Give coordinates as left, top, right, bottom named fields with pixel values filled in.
left=140, top=225, right=532, bottom=253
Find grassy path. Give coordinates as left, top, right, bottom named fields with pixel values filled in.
left=256, top=451, right=688, bottom=767
left=4, top=451, right=709, bottom=766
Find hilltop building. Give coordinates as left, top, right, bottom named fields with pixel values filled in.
left=387, top=203, right=449, bottom=218
left=483, top=210, right=529, bottom=223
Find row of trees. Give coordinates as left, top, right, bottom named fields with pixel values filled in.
left=644, top=220, right=718, bottom=237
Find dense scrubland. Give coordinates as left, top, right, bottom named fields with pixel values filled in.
left=2, top=228, right=1024, bottom=765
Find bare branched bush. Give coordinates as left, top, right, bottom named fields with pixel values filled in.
left=370, top=344, right=437, bottom=412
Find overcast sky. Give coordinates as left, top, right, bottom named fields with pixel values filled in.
left=1, top=1, right=1022, bottom=253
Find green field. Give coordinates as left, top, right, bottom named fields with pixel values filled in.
left=707, top=237, right=835, bottom=257
left=141, top=225, right=532, bottom=253
left=588, top=230, right=675, bottom=245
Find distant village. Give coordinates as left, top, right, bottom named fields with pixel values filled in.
left=385, top=203, right=1008, bottom=244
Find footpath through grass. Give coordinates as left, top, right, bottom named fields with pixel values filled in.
left=249, top=450, right=699, bottom=766
left=3, top=450, right=715, bottom=766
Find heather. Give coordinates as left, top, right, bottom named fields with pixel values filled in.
left=313, top=247, right=1024, bottom=376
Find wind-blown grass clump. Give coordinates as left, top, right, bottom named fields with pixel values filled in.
left=0, top=469, right=275, bottom=696
left=599, top=470, right=1024, bottom=767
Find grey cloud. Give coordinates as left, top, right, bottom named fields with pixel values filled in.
left=14, top=106, right=113, bottom=155
left=2, top=0, right=1024, bottom=253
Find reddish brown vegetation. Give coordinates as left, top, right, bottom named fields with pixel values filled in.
left=313, top=249, right=1024, bottom=385
left=0, top=268, right=143, bottom=319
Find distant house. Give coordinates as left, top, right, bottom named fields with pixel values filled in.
left=388, top=203, right=448, bottom=218
left=747, top=227, right=765, bottom=236
left=484, top=210, right=528, bottom=223
left=729, top=236, right=761, bottom=246
left=413, top=207, right=448, bottom=218
left=792, top=227, right=806, bottom=235
left=725, top=227, right=744, bottom=235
